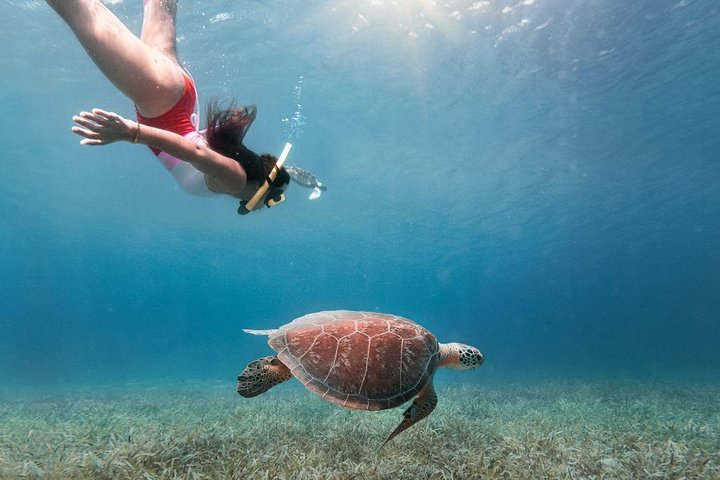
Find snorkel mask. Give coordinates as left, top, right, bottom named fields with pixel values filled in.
left=237, top=142, right=292, bottom=215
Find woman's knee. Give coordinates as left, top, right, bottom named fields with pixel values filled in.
left=47, top=0, right=91, bottom=20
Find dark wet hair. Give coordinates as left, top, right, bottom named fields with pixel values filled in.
left=204, top=100, right=290, bottom=188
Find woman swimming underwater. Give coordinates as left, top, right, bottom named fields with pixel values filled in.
left=47, top=0, right=291, bottom=214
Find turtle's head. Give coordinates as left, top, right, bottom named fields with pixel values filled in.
left=439, top=342, right=484, bottom=370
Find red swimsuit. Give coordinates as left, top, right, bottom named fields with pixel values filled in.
left=136, top=71, right=198, bottom=159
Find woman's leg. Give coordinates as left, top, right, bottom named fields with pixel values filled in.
left=140, top=0, right=180, bottom=64
left=46, top=0, right=184, bottom=117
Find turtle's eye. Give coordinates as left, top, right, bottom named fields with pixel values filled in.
left=270, top=357, right=280, bottom=366
left=473, top=351, right=484, bottom=367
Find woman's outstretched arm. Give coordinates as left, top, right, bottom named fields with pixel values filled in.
left=72, top=109, right=247, bottom=192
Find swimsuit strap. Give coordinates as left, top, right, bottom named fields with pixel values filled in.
left=182, top=66, right=201, bottom=130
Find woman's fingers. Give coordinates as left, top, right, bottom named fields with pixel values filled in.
left=72, top=126, right=100, bottom=138
left=91, top=108, right=115, bottom=119
left=71, top=125, right=105, bottom=144
left=79, top=110, right=109, bottom=124
left=77, top=109, right=115, bottom=123
left=73, top=115, right=102, bottom=131
left=79, top=138, right=104, bottom=146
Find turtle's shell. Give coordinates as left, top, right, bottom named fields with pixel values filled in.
left=267, top=310, right=440, bottom=411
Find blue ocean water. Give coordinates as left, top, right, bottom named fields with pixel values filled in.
left=1, top=0, right=718, bottom=390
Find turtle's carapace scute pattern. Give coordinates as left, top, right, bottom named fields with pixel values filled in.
left=272, top=311, right=439, bottom=411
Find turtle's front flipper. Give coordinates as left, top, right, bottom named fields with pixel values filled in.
left=237, top=356, right=292, bottom=398
left=381, top=380, right=438, bottom=448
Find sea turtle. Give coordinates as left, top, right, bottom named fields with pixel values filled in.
left=285, top=165, right=327, bottom=200
left=237, top=310, right=484, bottom=446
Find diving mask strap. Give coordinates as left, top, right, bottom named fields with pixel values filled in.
left=237, top=142, right=292, bottom=215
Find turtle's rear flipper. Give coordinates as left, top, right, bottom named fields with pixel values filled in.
left=237, top=356, right=292, bottom=397
left=381, top=381, right=438, bottom=448
left=309, top=187, right=322, bottom=200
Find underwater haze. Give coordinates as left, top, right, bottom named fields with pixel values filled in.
left=2, top=0, right=720, bottom=387
left=4, top=0, right=718, bottom=388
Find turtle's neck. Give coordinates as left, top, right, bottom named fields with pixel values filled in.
left=438, top=343, right=459, bottom=368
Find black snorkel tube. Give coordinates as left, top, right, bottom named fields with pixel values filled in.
left=237, top=142, right=292, bottom=215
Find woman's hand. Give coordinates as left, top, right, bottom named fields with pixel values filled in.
left=71, top=108, right=138, bottom=146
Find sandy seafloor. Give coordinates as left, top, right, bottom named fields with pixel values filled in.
left=1, top=381, right=718, bottom=479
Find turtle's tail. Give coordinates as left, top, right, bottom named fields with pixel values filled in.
left=243, top=328, right=278, bottom=336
